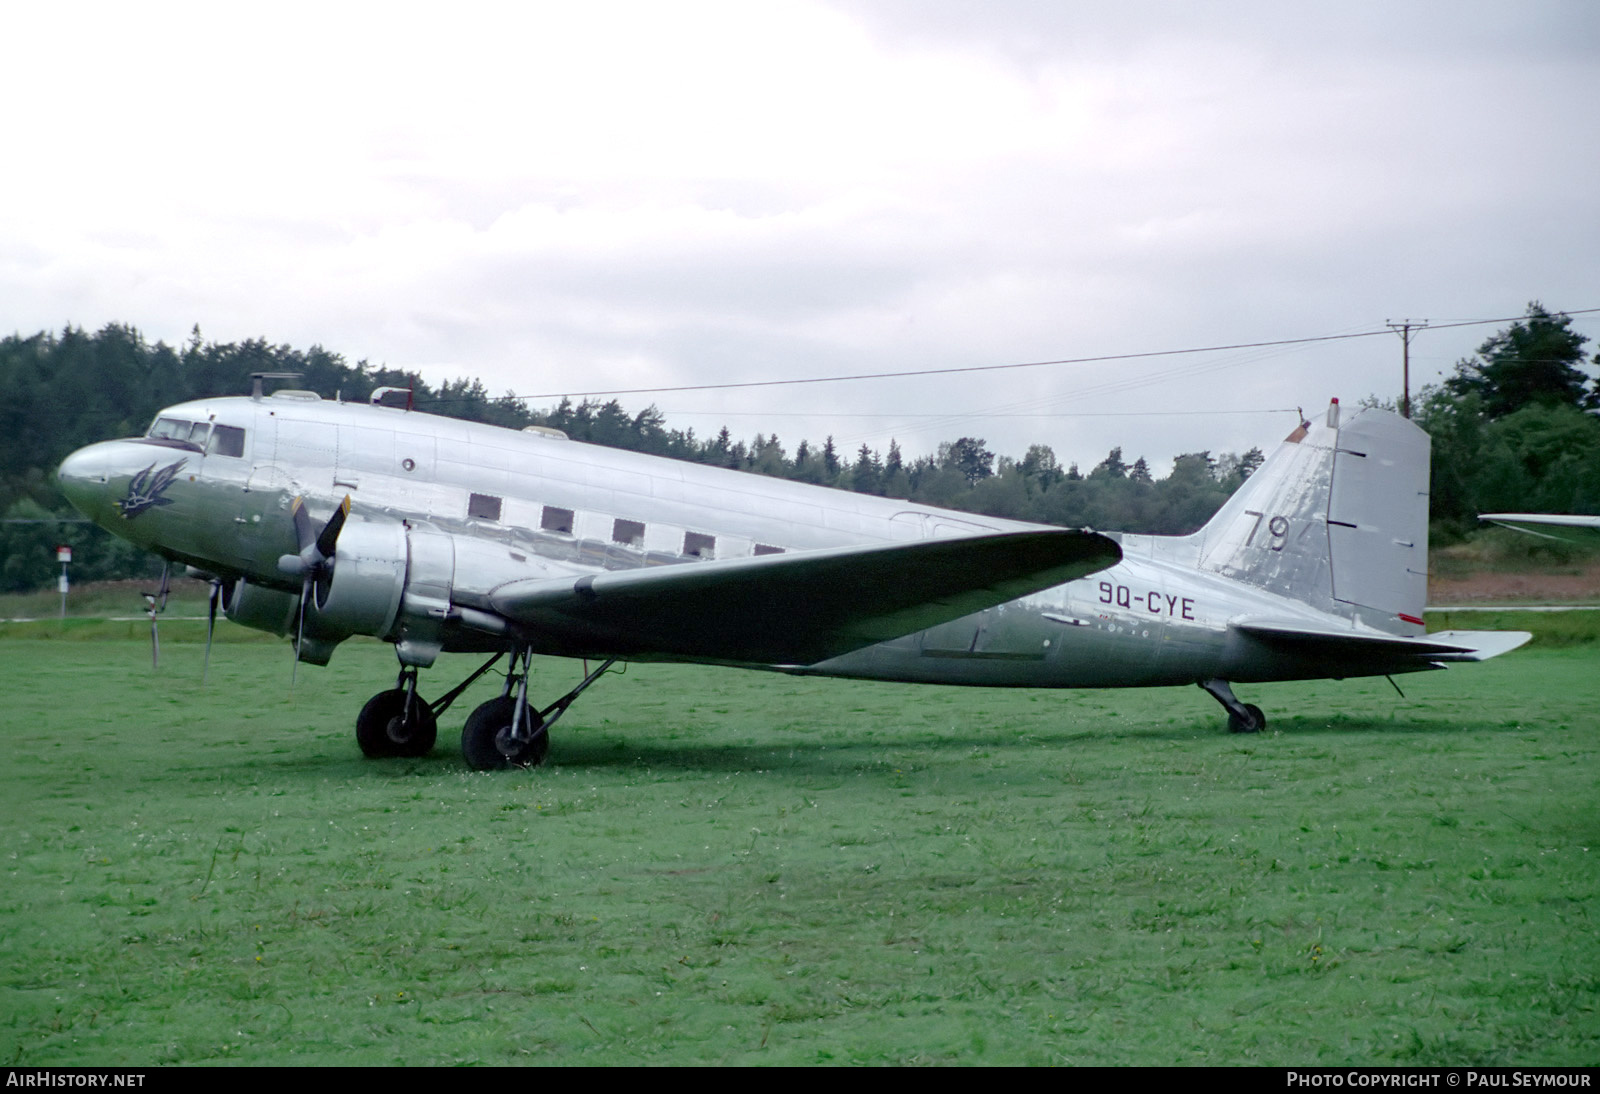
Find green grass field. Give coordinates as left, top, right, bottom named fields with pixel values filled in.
left=1, top=631, right=1596, bottom=1065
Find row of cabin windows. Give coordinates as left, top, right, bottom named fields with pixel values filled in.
left=467, top=492, right=783, bottom=560
left=147, top=417, right=246, bottom=458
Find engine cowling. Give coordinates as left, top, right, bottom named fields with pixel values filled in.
left=232, top=516, right=458, bottom=668
left=301, top=518, right=408, bottom=643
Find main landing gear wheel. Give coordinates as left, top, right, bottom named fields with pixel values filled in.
left=462, top=695, right=550, bottom=771
left=356, top=688, right=439, bottom=758
left=1228, top=703, right=1267, bottom=735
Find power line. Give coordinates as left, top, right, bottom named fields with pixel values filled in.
left=655, top=407, right=1301, bottom=419
left=486, top=307, right=1600, bottom=403
left=829, top=337, right=1353, bottom=450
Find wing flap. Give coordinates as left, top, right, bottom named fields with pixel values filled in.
left=488, top=529, right=1120, bottom=665
left=1234, top=619, right=1531, bottom=663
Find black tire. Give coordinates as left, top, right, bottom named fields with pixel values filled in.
left=461, top=695, right=549, bottom=770
left=356, top=688, right=438, bottom=758
left=1228, top=703, right=1267, bottom=734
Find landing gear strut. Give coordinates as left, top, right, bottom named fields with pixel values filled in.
left=1198, top=678, right=1267, bottom=734
left=461, top=649, right=617, bottom=771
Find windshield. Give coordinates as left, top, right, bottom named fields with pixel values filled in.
left=145, top=416, right=226, bottom=452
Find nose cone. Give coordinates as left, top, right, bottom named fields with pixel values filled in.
left=57, top=442, right=116, bottom=523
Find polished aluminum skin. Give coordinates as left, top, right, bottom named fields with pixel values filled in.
left=58, top=391, right=1530, bottom=748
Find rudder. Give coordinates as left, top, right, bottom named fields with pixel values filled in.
left=1327, top=406, right=1430, bottom=632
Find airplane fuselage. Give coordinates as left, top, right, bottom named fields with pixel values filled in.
left=58, top=393, right=1425, bottom=690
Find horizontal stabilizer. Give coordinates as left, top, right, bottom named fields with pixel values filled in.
left=1418, top=629, right=1537, bottom=660
left=1234, top=619, right=1531, bottom=664
left=488, top=529, right=1120, bottom=666
left=1480, top=513, right=1600, bottom=547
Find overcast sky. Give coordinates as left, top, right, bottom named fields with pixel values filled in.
left=4, top=1, right=1596, bottom=474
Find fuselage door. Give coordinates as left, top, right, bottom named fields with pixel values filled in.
left=189, top=418, right=252, bottom=568
left=335, top=423, right=395, bottom=494
left=233, top=416, right=295, bottom=569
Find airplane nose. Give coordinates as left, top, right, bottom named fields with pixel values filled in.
left=58, top=443, right=113, bottom=520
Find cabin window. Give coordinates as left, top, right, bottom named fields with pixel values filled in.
left=754, top=544, right=784, bottom=556
left=208, top=425, right=245, bottom=458
left=468, top=493, right=502, bottom=522
left=541, top=506, right=575, bottom=535
left=612, top=518, right=645, bottom=547
left=684, top=532, right=716, bottom=559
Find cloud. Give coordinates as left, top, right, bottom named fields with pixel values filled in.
left=2, top=0, right=1596, bottom=471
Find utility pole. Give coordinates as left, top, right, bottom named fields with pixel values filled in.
left=1385, top=319, right=1429, bottom=418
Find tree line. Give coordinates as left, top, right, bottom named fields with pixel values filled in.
left=2, top=304, right=1595, bottom=591
left=1417, top=303, right=1600, bottom=538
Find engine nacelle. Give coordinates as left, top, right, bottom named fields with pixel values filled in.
left=233, top=516, right=456, bottom=668
left=222, top=578, right=299, bottom=636
left=303, top=518, right=408, bottom=642
left=293, top=634, right=340, bottom=667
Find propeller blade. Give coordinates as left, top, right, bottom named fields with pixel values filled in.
left=202, top=579, right=221, bottom=684
left=315, top=496, right=352, bottom=560
left=292, top=573, right=311, bottom=691
left=143, top=562, right=171, bottom=673
left=290, top=496, right=315, bottom=553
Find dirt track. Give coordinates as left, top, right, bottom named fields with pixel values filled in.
left=1429, top=559, right=1600, bottom=604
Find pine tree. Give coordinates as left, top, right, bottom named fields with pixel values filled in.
left=1445, top=302, right=1595, bottom=417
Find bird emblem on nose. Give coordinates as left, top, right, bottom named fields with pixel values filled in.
left=116, top=458, right=187, bottom=518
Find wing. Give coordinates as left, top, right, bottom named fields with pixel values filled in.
left=1233, top=619, right=1531, bottom=665
left=486, top=529, right=1120, bottom=666
left=1480, top=513, right=1600, bottom=547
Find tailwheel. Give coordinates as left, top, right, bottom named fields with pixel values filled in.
left=1199, top=678, right=1268, bottom=735
left=356, top=687, right=439, bottom=758
left=462, top=696, right=549, bottom=770
left=1228, top=703, right=1267, bottom=734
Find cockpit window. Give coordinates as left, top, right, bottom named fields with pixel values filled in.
left=208, top=425, right=245, bottom=458
left=147, top=416, right=243, bottom=455
left=148, top=417, right=191, bottom=441
left=144, top=416, right=210, bottom=451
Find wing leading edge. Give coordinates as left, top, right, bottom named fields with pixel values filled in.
left=486, top=529, right=1121, bottom=666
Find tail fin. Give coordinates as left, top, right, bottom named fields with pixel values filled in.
left=1187, top=400, right=1430, bottom=635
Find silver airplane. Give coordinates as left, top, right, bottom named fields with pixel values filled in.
left=57, top=390, right=1529, bottom=768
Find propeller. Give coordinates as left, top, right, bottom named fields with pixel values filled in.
left=201, top=578, right=222, bottom=683
left=142, top=562, right=171, bottom=671
left=277, top=495, right=352, bottom=686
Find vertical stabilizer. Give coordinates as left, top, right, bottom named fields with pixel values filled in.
left=1191, top=407, right=1338, bottom=608
left=1186, top=401, right=1431, bottom=635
